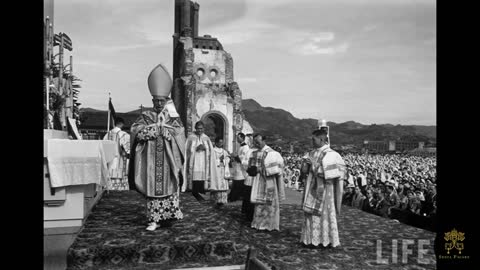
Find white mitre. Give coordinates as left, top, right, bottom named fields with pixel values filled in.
left=147, top=64, right=179, bottom=118
left=147, top=64, right=172, bottom=99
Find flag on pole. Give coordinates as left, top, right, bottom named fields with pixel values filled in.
left=54, top=33, right=73, bottom=51
left=109, top=97, right=116, bottom=128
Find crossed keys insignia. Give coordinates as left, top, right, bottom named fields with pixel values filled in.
left=444, top=229, right=465, bottom=254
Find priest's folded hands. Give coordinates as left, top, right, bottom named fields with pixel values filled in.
left=230, top=153, right=241, bottom=163
left=301, top=157, right=312, bottom=174
left=138, top=125, right=159, bottom=142
left=196, top=144, right=206, bottom=152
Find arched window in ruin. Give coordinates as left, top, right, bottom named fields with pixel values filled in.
left=201, top=111, right=229, bottom=150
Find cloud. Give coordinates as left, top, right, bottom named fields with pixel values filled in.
left=262, top=29, right=342, bottom=56
left=202, top=19, right=276, bottom=45
left=249, top=0, right=435, bottom=5
left=54, top=0, right=173, bottom=50
left=82, top=41, right=168, bottom=53
left=285, top=31, right=349, bottom=55
left=312, top=32, right=335, bottom=42
left=198, top=0, right=248, bottom=28
left=58, top=0, right=435, bottom=125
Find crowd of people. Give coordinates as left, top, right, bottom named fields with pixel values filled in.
left=280, top=151, right=436, bottom=230
left=282, top=154, right=303, bottom=190
left=342, top=153, right=436, bottom=230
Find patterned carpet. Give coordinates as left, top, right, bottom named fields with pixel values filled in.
left=67, top=191, right=436, bottom=270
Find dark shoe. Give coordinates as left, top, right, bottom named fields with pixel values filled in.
left=301, top=243, right=312, bottom=248
left=303, top=243, right=322, bottom=249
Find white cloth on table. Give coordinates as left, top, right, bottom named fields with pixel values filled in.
left=47, top=139, right=116, bottom=188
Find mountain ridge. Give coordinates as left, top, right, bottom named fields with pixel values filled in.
left=240, top=99, right=436, bottom=151
left=80, top=99, right=436, bottom=148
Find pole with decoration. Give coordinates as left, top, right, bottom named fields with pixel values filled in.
left=107, top=92, right=111, bottom=133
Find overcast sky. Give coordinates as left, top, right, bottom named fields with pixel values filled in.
left=54, top=0, right=436, bottom=125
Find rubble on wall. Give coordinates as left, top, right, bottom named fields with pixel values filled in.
left=224, top=53, right=234, bottom=82
left=182, top=75, right=196, bottom=134
left=231, top=82, right=242, bottom=112
left=228, top=81, right=244, bottom=138
left=184, top=47, right=195, bottom=76
left=233, top=113, right=243, bottom=134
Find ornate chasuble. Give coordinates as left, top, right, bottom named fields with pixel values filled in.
left=154, top=134, right=168, bottom=196
left=302, top=145, right=345, bottom=216
left=130, top=110, right=185, bottom=198
left=302, top=147, right=328, bottom=215
left=249, top=146, right=285, bottom=204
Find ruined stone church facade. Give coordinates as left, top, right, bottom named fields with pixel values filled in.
left=171, top=0, right=251, bottom=153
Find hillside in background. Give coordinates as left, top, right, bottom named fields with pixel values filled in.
left=79, top=100, right=436, bottom=150
left=241, top=99, right=436, bottom=150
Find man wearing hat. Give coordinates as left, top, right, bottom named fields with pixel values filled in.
left=129, top=64, right=186, bottom=231
left=300, top=121, right=346, bottom=248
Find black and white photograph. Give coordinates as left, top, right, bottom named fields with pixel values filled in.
left=42, top=1, right=462, bottom=270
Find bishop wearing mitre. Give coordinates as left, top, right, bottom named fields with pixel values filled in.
left=128, top=64, right=186, bottom=231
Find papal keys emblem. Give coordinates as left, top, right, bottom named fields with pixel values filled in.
left=444, top=228, right=465, bottom=254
